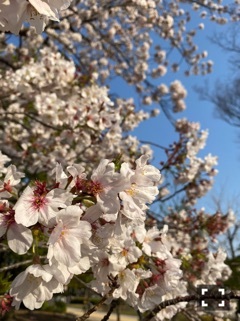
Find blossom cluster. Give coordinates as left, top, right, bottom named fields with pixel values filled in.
left=165, top=207, right=234, bottom=282
left=0, top=46, right=220, bottom=209
left=0, top=152, right=185, bottom=319
left=158, top=118, right=219, bottom=205
left=0, top=0, right=239, bottom=120
left=0, top=48, right=152, bottom=175
left=0, top=150, right=233, bottom=320
left=0, top=42, right=232, bottom=321
left=43, top=0, right=239, bottom=110
left=0, top=1, right=238, bottom=320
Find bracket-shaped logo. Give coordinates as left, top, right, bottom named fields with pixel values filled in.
left=197, top=285, right=230, bottom=311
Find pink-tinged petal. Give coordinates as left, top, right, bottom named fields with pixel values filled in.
left=53, top=163, right=68, bottom=188
left=62, top=235, right=82, bottom=264
left=120, top=162, right=135, bottom=178
left=135, top=155, right=161, bottom=184
left=23, top=293, right=40, bottom=310
left=48, top=241, right=69, bottom=266
left=15, top=204, right=38, bottom=227
left=83, top=204, right=102, bottom=224
left=68, top=257, right=90, bottom=274
left=14, top=186, right=38, bottom=227
left=97, top=193, right=120, bottom=216
left=4, top=165, right=24, bottom=186
left=28, top=0, right=59, bottom=21
left=52, top=235, right=81, bottom=267
left=57, top=206, right=83, bottom=227
left=14, top=186, right=69, bottom=227
left=35, top=285, right=51, bottom=302
left=44, top=263, right=72, bottom=284
left=70, top=221, right=91, bottom=240
left=47, top=189, right=73, bottom=209
left=10, top=270, right=28, bottom=290
left=38, top=206, right=57, bottom=226
left=47, top=206, right=92, bottom=267
left=119, top=192, right=145, bottom=221
left=7, top=223, right=33, bottom=254
left=67, top=164, right=85, bottom=178
left=91, top=159, right=110, bottom=181
left=29, top=265, right=52, bottom=282
left=48, top=220, right=64, bottom=244
left=15, top=185, right=33, bottom=202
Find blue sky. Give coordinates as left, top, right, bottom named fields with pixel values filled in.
left=111, top=13, right=240, bottom=215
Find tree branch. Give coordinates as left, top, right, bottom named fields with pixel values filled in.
left=142, top=291, right=240, bottom=321
left=101, top=300, right=119, bottom=321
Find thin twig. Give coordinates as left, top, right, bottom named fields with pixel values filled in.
left=0, top=260, right=33, bottom=273
left=0, top=256, right=47, bottom=273
left=73, top=276, right=100, bottom=297
left=140, top=140, right=167, bottom=150
left=76, top=276, right=119, bottom=321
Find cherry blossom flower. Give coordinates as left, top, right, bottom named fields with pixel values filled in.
left=135, top=154, right=161, bottom=185
left=196, top=248, right=232, bottom=285
left=51, top=163, right=68, bottom=189
left=14, top=183, right=72, bottom=227
left=112, top=269, right=140, bottom=301
left=119, top=156, right=161, bottom=221
left=0, top=48, right=157, bottom=175
left=0, top=202, right=33, bottom=254
left=47, top=205, right=92, bottom=267
left=43, top=261, right=73, bottom=284
left=90, top=159, right=127, bottom=216
left=91, top=250, right=122, bottom=282
left=10, top=264, right=64, bottom=310
left=134, top=225, right=168, bottom=256
left=0, top=218, right=33, bottom=254
left=108, top=237, right=142, bottom=268
left=0, top=165, right=24, bottom=199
